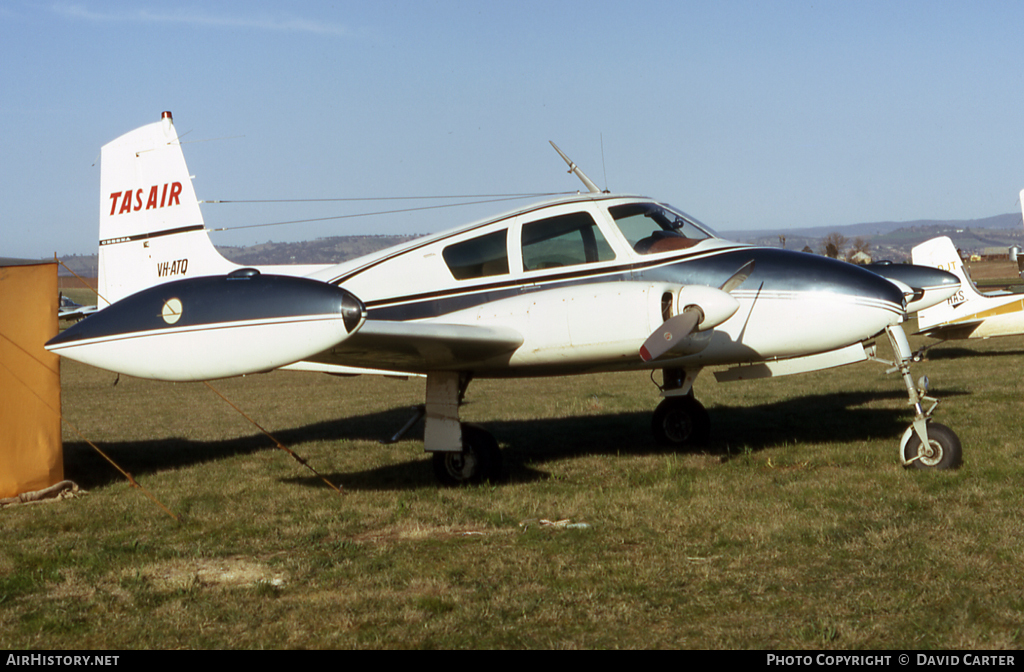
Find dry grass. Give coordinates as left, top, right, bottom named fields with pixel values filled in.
left=58, top=287, right=98, bottom=307
left=2, top=324, right=1024, bottom=649
left=965, top=260, right=1023, bottom=291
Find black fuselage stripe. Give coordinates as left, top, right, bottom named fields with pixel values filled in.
left=361, top=245, right=748, bottom=310
left=100, top=224, right=205, bottom=246
left=366, top=271, right=633, bottom=321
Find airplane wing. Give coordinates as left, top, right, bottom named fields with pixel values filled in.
left=58, top=305, right=98, bottom=320
left=914, top=320, right=984, bottom=340
left=303, top=320, right=525, bottom=373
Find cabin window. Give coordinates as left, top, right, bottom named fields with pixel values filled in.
left=521, top=211, right=615, bottom=271
left=442, top=229, right=510, bottom=280
left=610, top=202, right=712, bottom=255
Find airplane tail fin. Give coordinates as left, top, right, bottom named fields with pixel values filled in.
left=97, top=112, right=241, bottom=306
left=912, top=236, right=984, bottom=332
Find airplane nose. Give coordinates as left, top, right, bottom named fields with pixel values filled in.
left=863, top=263, right=961, bottom=313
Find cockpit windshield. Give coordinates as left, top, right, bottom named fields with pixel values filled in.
left=609, top=202, right=717, bottom=255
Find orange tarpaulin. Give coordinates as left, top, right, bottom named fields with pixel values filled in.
left=0, top=262, right=63, bottom=498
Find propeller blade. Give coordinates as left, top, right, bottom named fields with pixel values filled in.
left=720, top=260, right=755, bottom=294
left=639, top=281, right=745, bottom=363
left=639, top=309, right=701, bottom=363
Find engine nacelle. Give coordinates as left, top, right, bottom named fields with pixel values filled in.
left=46, top=270, right=365, bottom=381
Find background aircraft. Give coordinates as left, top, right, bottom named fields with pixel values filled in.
left=913, top=233, right=1024, bottom=342
left=47, top=112, right=964, bottom=483
left=58, top=293, right=97, bottom=321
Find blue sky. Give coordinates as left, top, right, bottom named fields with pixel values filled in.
left=3, top=1, right=1023, bottom=258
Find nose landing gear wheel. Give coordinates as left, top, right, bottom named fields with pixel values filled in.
left=432, top=424, right=502, bottom=486
left=901, top=422, right=962, bottom=470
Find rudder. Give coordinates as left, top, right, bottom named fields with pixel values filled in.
left=912, top=236, right=981, bottom=331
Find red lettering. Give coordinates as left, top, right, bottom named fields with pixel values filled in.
left=110, top=184, right=185, bottom=215
left=118, top=191, right=132, bottom=214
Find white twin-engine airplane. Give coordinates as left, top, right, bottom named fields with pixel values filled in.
left=47, top=112, right=966, bottom=483
left=912, top=215, right=1024, bottom=343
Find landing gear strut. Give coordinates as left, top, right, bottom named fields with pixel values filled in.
left=395, top=371, right=503, bottom=486
left=875, top=325, right=963, bottom=470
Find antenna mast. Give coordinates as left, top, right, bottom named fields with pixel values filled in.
left=549, top=141, right=601, bottom=194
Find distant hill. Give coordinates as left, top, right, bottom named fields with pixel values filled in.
left=53, top=214, right=1024, bottom=276
left=727, top=213, right=1023, bottom=260
left=215, top=234, right=420, bottom=266
left=56, top=234, right=420, bottom=278
left=727, top=212, right=1021, bottom=240
left=55, top=253, right=100, bottom=278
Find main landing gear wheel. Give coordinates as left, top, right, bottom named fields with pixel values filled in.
left=652, top=397, right=711, bottom=447
left=432, top=424, right=503, bottom=486
left=901, top=422, right=962, bottom=470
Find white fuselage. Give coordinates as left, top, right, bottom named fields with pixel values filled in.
left=311, top=194, right=906, bottom=377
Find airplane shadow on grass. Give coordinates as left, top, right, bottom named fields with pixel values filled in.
left=319, top=386, right=970, bottom=491
left=921, top=346, right=1024, bottom=361
left=64, top=387, right=970, bottom=492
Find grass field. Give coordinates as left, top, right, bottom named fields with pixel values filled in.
left=2, top=323, right=1024, bottom=649
left=966, top=260, right=1024, bottom=292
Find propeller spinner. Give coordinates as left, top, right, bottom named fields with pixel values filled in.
left=639, top=260, right=755, bottom=363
